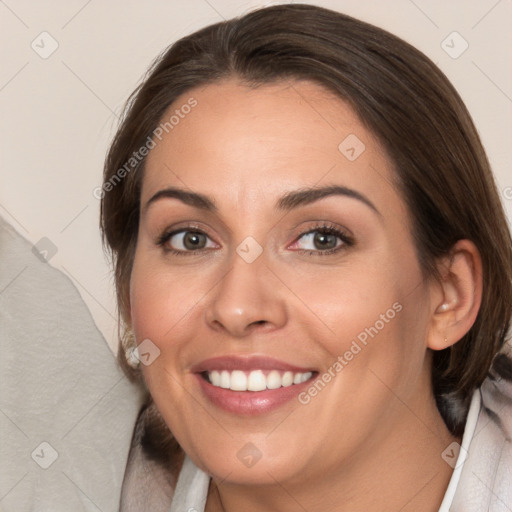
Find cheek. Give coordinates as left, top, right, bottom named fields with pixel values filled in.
left=288, top=261, right=402, bottom=348
left=129, top=251, right=203, bottom=345
left=292, top=251, right=429, bottom=382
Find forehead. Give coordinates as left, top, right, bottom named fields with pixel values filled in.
left=142, top=79, right=398, bottom=209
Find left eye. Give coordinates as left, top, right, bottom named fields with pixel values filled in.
left=292, top=227, right=350, bottom=253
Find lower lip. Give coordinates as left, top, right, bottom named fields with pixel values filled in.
left=194, top=373, right=315, bottom=415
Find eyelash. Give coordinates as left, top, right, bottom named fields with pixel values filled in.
left=156, top=222, right=354, bottom=257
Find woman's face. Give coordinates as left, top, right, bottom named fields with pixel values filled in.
left=130, top=79, right=441, bottom=485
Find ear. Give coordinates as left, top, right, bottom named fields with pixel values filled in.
left=427, top=239, right=483, bottom=351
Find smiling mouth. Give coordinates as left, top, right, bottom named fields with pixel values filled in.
left=201, top=369, right=316, bottom=392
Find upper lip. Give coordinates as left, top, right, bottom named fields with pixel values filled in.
left=190, top=355, right=316, bottom=374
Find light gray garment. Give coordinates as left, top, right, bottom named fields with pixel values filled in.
left=0, top=217, right=145, bottom=511
left=451, top=358, right=512, bottom=511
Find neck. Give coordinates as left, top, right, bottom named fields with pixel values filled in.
left=206, top=393, right=461, bottom=512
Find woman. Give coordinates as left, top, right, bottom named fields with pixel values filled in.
left=100, top=4, right=512, bottom=511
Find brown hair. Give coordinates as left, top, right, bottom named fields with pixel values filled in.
left=100, top=3, right=512, bottom=436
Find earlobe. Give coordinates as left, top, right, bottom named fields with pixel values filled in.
left=427, top=240, right=483, bottom=351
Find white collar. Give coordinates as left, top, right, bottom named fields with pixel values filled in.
left=170, top=453, right=210, bottom=512
left=437, top=388, right=481, bottom=511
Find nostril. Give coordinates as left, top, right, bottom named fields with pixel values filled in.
left=248, top=320, right=268, bottom=330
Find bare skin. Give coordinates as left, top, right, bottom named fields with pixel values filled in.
left=129, top=79, right=482, bottom=511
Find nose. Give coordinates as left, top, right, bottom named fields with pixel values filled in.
left=204, top=249, right=287, bottom=338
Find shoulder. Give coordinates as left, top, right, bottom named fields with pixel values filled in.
left=452, top=347, right=512, bottom=510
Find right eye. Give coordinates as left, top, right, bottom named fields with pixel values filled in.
left=157, top=229, right=217, bottom=255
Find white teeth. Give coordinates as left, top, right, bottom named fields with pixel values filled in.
left=300, top=372, right=310, bottom=383
left=210, top=370, right=221, bottom=387
left=282, top=371, right=293, bottom=387
left=206, top=369, right=313, bottom=391
left=220, top=370, right=230, bottom=389
left=230, top=370, right=247, bottom=391
left=247, top=370, right=267, bottom=391
left=266, top=370, right=282, bottom=389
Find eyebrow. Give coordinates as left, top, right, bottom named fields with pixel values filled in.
left=144, top=184, right=380, bottom=216
left=276, top=185, right=380, bottom=215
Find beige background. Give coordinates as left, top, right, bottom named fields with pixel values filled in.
left=1, top=0, right=511, bottom=353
